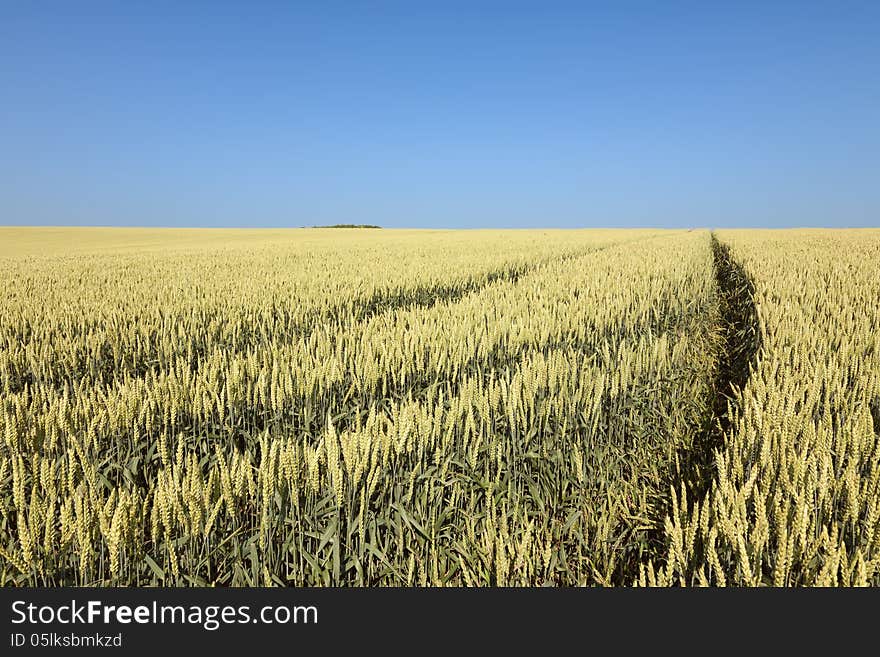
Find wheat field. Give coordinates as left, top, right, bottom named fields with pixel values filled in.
left=1, top=227, right=878, bottom=586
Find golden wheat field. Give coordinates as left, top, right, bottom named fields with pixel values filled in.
left=0, top=226, right=878, bottom=586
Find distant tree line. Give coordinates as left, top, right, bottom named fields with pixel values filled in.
left=312, top=224, right=382, bottom=229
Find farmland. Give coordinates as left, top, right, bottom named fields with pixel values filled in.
left=0, top=227, right=878, bottom=586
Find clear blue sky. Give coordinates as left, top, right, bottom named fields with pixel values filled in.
left=3, top=1, right=878, bottom=228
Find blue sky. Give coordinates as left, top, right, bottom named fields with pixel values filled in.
left=2, top=1, right=878, bottom=228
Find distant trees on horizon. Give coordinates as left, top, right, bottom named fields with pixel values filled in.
left=312, top=224, right=382, bottom=229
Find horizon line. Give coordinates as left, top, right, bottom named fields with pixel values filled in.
left=2, top=224, right=877, bottom=231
